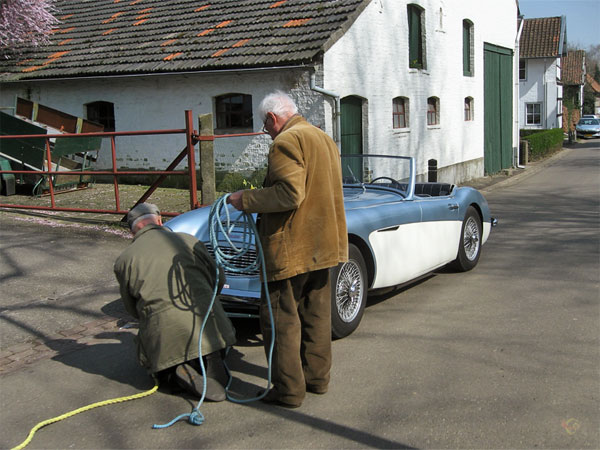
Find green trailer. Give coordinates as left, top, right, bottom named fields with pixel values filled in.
left=0, top=98, right=103, bottom=196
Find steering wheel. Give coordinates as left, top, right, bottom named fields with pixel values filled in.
left=368, top=176, right=399, bottom=185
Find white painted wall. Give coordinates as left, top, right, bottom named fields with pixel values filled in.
left=519, top=57, right=563, bottom=130
left=323, top=0, right=518, bottom=181
left=0, top=69, right=322, bottom=173
left=1, top=0, right=518, bottom=182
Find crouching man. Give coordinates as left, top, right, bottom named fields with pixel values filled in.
left=114, top=203, right=236, bottom=401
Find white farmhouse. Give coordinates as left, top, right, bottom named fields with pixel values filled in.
left=518, top=16, right=567, bottom=131
left=0, top=0, right=519, bottom=182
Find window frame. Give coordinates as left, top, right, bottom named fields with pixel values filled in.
left=407, top=4, right=426, bottom=69
left=392, top=97, right=409, bottom=129
left=214, top=93, right=253, bottom=134
left=86, top=101, right=115, bottom=132
left=462, top=19, right=474, bottom=77
left=464, top=97, right=474, bottom=121
left=525, top=102, right=542, bottom=125
left=427, top=96, right=440, bottom=126
left=519, top=59, right=527, bottom=81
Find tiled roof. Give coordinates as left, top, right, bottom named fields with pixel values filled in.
left=561, top=50, right=585, bottom=86
left=0, top=0, right=370, bottom=82
left=586, top=73, right=600, bottom=94
left=519, top=16, right=565, bottom=58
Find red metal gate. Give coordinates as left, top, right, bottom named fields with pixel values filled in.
left=0, top=110, right=204, bottom=217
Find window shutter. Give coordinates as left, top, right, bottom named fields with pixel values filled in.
left=463, top=23, right=469, bottom=75
left=408, top=6, right=422, bottom=68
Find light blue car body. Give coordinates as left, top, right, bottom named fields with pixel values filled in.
left=166, top=155, right=495, bottom=313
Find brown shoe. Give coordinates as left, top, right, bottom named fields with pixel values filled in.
left=258, top=389, right=302, bottom=408
left=306, top=384, right=328, bottom=395
left=204, top=351, right=229, bottom=388
left=174, top=363, right=226, bottom=402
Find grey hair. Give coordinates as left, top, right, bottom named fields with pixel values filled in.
left=130, top=213, right=159, bottom=231
left=258, top=90, right=298, bottom=122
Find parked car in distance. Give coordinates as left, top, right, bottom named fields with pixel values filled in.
left=166, top=155, right=497, bottom=339
left=575, top=118, right=600, bottom=138
left=581, top=114, right=600, bottom=119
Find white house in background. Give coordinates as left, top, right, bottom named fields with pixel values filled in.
left=518, top=16, right=567, bottom=131
left=0, top=0, right=519, bottom=180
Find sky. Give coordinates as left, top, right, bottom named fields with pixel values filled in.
left=518, top=0, right=600, bottom=49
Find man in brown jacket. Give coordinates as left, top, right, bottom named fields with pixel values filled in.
left=228, top=91, right=348, bottom=408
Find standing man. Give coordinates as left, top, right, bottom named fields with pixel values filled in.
left=228, top=91, right=347, bottom=408
left=114, top=203, right=236, bottom=402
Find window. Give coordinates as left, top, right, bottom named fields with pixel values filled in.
left=462, top=19, right=474, bottom=76
left=408, top=4, right=425, bottom=69
left=215, top=93, right=253, bottom=132
left=392, top=97, right=409, bottom=128
left=86, top=101, right=115, bottom=131
left=526, top=103, right=542, bottom=125
left=427, top=97, right=439, bottom=125
left=464, top=97, right=474, bottom=121
left=519, top=59, right=527, bottom=81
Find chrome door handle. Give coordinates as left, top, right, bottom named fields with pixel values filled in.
left=448, top=203, right=459, bottom=210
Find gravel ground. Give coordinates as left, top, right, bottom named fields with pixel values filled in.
left=0, top=182, right=201, bottom=228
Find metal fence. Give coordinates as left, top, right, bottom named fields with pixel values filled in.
left=0, top=110, right=244, bottom=217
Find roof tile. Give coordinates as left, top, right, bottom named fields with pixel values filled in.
left=519, top=16, right=564, bottom=58
left=0, top=0, right=370, bottom=81
left=561, top=50, right=585, bottom=86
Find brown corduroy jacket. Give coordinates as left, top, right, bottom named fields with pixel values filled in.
left=241, top=115, right=348, bottom=281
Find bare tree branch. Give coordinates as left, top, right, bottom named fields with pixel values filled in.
left=0, top=0, right=59, bottom=58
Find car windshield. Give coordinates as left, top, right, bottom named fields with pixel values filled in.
left=341, top=154, right=412, bottom=194
left=578, top=119, right=600, bottom=125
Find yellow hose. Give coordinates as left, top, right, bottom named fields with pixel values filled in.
left=12, top=381, right=159, bottom=450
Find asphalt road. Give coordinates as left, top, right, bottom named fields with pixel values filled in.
left=0, top=142, right=598, bottom=449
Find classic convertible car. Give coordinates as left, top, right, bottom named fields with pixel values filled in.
left=166, top=155, right=496, bottom=338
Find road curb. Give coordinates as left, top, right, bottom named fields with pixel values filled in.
left=479, top=147, right=572, bottom=193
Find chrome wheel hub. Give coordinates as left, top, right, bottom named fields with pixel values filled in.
left=463, top=216, right=480, bottom=261
left=336, top=261, right=364, bottom=323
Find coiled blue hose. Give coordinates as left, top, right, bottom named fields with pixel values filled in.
left=153, top=194, right=275, bottom=428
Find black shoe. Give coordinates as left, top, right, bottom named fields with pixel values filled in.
left=174, top=363, right=226, bottom=402
left=258, top=389, right=302, bottom=408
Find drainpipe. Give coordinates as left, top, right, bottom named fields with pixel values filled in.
left=310, top=72, right=341, bottom=148
left=514, top=15, right=525, bottom=168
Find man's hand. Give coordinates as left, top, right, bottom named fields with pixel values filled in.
left=228, top=190, right=244, bottom=211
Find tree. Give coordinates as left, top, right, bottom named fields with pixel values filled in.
left=0, top=0, right=58, bottom=58
left=583, top=84, right=596, bottom=115
left=585, top=44, right=600, bottom=79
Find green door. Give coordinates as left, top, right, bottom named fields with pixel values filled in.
left=484, top=43, right=513, bottom=174
left=341, top=96, right=363, bottom=181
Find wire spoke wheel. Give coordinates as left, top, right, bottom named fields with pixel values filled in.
left=463, top=216, right=481, bottom=261
left=330, top=243, right=367, bottom=339
left=336, top=260, right=364, bottom=323
left=452, top=206, right=482, bottom=272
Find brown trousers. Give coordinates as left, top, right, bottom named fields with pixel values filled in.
left=260, top=268, right=332, bottom=405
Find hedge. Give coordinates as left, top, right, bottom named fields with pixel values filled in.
left=520, top=128, right=564, bottom=161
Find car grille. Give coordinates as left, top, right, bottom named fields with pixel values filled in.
left=204, top=242, right=260, bottom=276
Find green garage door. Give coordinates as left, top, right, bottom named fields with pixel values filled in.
left=484, top=43, right=513, bottom=174
left=341, top=96, right=363, bottom=181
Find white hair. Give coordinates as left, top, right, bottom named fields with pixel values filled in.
left=258, top=90, right=298, bottom=122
